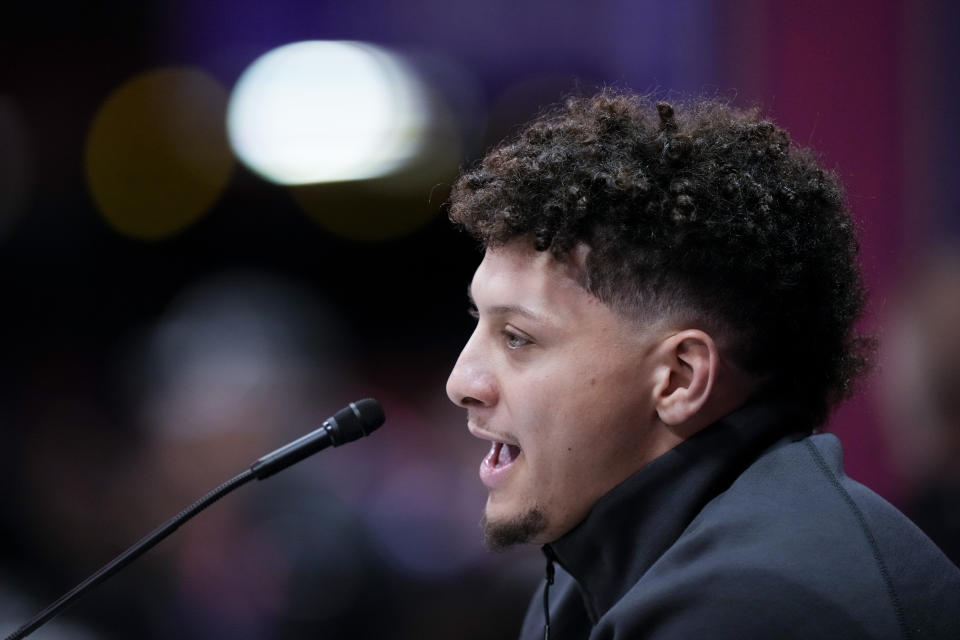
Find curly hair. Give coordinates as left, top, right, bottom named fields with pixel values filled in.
left=449, top=92, right=872, bottom=429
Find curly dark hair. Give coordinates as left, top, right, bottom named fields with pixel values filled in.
left=449, top=92, right=873, bottom=429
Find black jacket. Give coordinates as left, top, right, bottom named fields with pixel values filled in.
left=519, top=402, right=960, bottom=639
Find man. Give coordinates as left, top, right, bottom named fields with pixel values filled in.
left=445, top=93, right=960, bottom=639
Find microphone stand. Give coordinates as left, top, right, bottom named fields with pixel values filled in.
left=5, top=469, right=255, bottom=640
left=4, top=398, right=384, bottom=640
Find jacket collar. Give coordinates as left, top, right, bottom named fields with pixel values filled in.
left=543, top=401, right=806, bottom=623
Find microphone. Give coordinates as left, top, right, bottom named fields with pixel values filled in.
left=251, top=398, right=385, bottom=479
left=4, top=398, right=385, bottom=640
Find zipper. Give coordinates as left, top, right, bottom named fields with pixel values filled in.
left=542, top=545, right=557, bottom=640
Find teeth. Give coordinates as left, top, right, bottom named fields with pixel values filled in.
left=499, top=443, right=522, bottom=466
left=484, top=440, right=521, bottom=468
left=499, top=442, right=513, bottom=465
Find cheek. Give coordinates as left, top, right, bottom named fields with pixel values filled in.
left=540, top=350, right=648, bottom=415
left=507, top=344, right=650, bottom=445
left=522, top=383, right=617, bottom=471
left=536, top=359, right=651, bottom=461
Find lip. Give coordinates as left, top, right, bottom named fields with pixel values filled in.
left=479, top=442, right=523, bottom=488
left=467, top=422, right=518, bottom=446
left=469, top=422, right=523, bottom=489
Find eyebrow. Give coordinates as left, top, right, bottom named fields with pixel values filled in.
left=466, top=286, right=548, bottom=323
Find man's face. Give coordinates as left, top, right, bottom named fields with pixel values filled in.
left=446, top=241, right=670, bottom=548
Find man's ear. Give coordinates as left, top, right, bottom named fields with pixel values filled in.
left=650, top=330, right=718, bottom=428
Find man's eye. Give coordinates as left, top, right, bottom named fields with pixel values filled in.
left=502, top=329, right=531, bottom=350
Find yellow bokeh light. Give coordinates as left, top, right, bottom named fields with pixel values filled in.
left=85, top=67, right=233, bottom=240
left=289, top=175, right=453, bottom=243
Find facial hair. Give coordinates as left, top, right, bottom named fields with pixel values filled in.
left=481, top=506, right=548, bottom=551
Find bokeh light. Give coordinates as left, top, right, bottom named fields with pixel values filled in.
left=130, top=270, right=352, bottom=447
left=85, top=67, right=233, bottom=240
left=227, top=40, right=430, bottom=185
left=283, top=49, right=466, bottom=242
left=287, top=171, right=454, bottom=243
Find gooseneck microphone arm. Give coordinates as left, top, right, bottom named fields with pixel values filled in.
left=5, top=398, right=385, bottom=640
left=6, top=470, right=257, bottom=640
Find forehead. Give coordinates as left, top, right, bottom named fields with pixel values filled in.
left=470, top=242, right=608, bottom=322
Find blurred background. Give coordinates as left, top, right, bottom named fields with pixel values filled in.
left=2, top=0, right=959, bottom=637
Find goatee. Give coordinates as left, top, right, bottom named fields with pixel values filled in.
left=481, top=506, right=547, bottom=550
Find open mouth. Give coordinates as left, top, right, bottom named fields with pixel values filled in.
left=488, top=441, right=521, bottom=467
left=479, top=440, right=522, bottom=488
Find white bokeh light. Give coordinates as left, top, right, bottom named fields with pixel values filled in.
left=227, top=40, right=430, bottom=185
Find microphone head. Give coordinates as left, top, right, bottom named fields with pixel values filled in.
left=329, top=398, right=385, bottom=444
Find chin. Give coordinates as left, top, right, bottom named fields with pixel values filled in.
left=481, top=505, right=548, bottom=551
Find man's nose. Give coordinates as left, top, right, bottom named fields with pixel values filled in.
left=446, top=330, right=498, bottom=409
